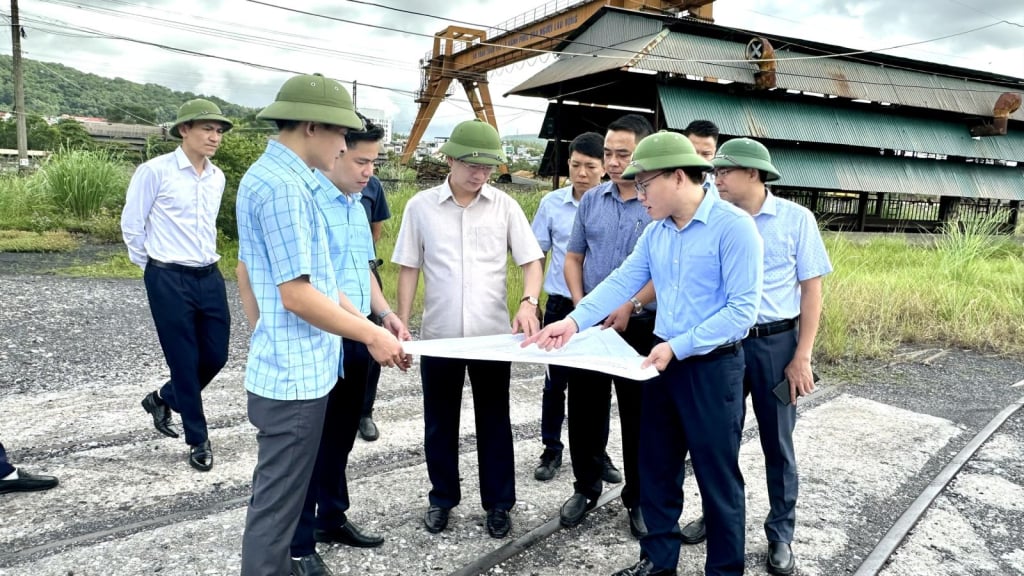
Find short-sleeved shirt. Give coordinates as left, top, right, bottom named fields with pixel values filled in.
left=359, top=175, right=391, bottom=226
left=566, top=181, right=652, bottom=294
left=530, top=185, right=579, bottom=299
left=570, top=191, right=763, bottom=360
left=391, top=179, right=544, bottom=340
left=236, top=140, right=341, bottom=400
left=753, top=192, right=833, bottom=323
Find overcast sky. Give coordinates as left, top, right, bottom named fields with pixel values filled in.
left=3, top=0, right=1022, bottom=138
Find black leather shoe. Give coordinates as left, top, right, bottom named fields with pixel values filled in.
left=767, top=541, right=795, bottom=575
left=534, top=449, right=562, bottom=481
left=601, top=453, right=623, bottom=484
left=627, top=506, right=647, bottom=539
left=423, top=504, right=450, bottom=533
left=559, top=492, right=596, bottom=527
left=611, top=558, right=677, bottom=576
left=291, top=552, right=334, bottom=576
left=680, top=516, right=706, bottom=544
left=314, top=519, right=384, bottom=548
left=142, top=391, right=179, bottom=438
left=0, top=469, right=59, bottom=494
left=358, top=416, right=379, bottom=441
left=189, top=440, right=213, bottom=472
left=486, top=508, right=511, bottom=538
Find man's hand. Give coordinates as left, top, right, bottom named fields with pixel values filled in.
left=783, top=355, right=815, bottom=405
left=512, top=305, right=541, bottom=337
left=367, top=326, right=411, bottom=371
left=602, top=302, right=634, bottom=332
left=382, top=314, right=412, bottom=341
left=641, top=342, right=675, bottom=372
left=521, top=318, right=578, bottom=351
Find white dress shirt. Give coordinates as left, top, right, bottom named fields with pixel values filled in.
left=121, top=147, right=225, bottom=269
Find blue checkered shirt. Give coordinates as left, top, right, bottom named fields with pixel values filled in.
left=236, top=140, right=341, bottom=400
left=753, top=192, right=833, bottom=323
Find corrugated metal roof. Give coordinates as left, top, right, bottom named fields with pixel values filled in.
left=510, top=10, right=1024, bottom=121
left=640, top=25, right=1024, bottom=121
left=659, top=85, right=1024, bottom=162
left=507, top=11, right=661, bottom=95
left=770, top=148, right=1024, bottom=201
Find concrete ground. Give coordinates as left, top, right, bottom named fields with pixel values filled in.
left=1, top=275, right=1023, bottom=575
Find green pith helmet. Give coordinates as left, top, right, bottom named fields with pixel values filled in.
left=712, top=137, right=781, bottom=182
left=439, top=119, right=507, bottom=166
left=256, top=73, right=363, bottom=130
left=170, top=99, right=233, bottom=138
left=621, top=130, right=712, bottom=179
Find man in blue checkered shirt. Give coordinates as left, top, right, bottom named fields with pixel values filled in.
left=234, top=73, right=408, bottom=576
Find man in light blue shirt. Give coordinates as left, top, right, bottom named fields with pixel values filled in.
left=122, top=99, right=233, bottom=473
left=529, top=131, right=607, bottom=482
left=235, top=73, right=406, bottom=576
left=679, top=138, right=832, bottom=576
left=525, top=131, right=763, bottom=576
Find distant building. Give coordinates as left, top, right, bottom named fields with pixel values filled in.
left=360, top=108, right=393, bottom=144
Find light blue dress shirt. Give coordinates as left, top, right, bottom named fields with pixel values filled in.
left=753, top=192, right=833, bottom=323
left=312, top=170, right=376, bottom=378
left=531, top=185, right=579, bottom=299
left=569, top=191, right=764, bottom=360
left=236, top=140, right=341, bottom=400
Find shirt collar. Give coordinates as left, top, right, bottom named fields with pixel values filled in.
left=313, top=170, right=344, bottom=202
left=558, top=185, right=579, bottom=206
left=174, top=146, right=212, bottom=175
left=438, top=177, right=493, bottom=205
left=692, top=188, right=716, bottom=224
left=757, top=189, right=778, bottom=217
left=266, top=139, right=321, bottom=193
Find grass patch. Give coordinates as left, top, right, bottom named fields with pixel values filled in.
left=0, top=229, right=78, bottom=252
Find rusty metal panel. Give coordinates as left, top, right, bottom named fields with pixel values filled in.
left=770, top=148, right=1024, bottom=201
left=658, top=85, right=1024, bottom=162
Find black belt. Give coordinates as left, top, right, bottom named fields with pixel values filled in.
left=147, top=259, right=218, bottom=276
left=653, top=337, right=741, bottom=363
left=746, top=317, right=798, bottom=339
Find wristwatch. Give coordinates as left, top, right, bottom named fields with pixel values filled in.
left=520, top=295, right=539, bottom=307
left=630, top=297, right=643, bottom=315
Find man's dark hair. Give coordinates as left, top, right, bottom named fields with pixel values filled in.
left=346, top=113, right=384, bottom=147
left=682, top=119, right=720, bottom=142
left=568, top=132, right=604, bottom=160
left=274, top=119, right=303, bottom=131
left=607, top=114, right=654, bottom=141
left=682, top=167, right=706, bottom=185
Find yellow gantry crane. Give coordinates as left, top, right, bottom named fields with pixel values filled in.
left=402, top=0, right=716, bottom=165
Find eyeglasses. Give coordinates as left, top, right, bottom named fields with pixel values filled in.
left=457, top=159, right=496, bottom=174
left=634, top=171, right=669, bottom=195
left=712, top=154, right=746, bottom=178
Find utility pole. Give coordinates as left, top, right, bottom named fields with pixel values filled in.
left=352, top=80, right=358, bottom=109
left=10, top=0, right=29, bottom=170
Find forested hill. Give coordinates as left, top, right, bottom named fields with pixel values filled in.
left=0, top=55, right=254, bottom=123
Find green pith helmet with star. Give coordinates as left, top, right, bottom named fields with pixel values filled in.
left=257, top=73, right=363, bottom=130
left=439, top=119, right=507, bottom=166
left=712, top=137, right=781, bottom=182
left=170, top=99, right=233, bottom=138
left=621, top=130, right=713, bottom=179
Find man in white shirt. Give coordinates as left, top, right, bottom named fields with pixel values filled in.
left=121, top=99, right=233, bottom=472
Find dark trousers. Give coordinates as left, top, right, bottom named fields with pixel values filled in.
left=540, top=295, right=588, bottom=454
left=143, top=264, right=230, bottom=446
left=0, top=441, right=14, bottom=477
left=565, top=312, right=654, bottom=508
left=743, top=329, right=799, bottom=543
left=241, top=393, right=328, bottom=576
left=362, top=314, right=382, bottom=418
left=639, top=347, right=746, bottom=576
left=421, top=356, right=515, bottom=511
left=291, top=339, right=370, bottom=557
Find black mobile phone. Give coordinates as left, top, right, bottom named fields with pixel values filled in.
left=772, top=372, right=820, bottom=405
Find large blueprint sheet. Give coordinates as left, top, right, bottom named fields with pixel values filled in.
left=401, top=326, right=659, bottom=381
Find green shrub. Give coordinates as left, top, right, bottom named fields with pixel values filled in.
left=37, top=148, right=131, bottom=219
left=211, top=132, right=268, bottom=239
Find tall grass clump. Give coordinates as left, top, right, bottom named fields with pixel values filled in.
left=37, top=148, right=131, bottom=219
left=0, top=172, right=56, bottom=227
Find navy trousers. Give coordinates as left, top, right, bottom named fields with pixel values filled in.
left=143, top=263, right=230, bottom=446
left=743, top=329, right=799, bottom=543
left=420, top=356, right=515, bottom=511
left=540, top=295, right=595, bottom=454
left=639, top=347, right=746, bottom=576
left=291, top=339, right=370, bottom=557
left=565, top=312, right=653, bottom=508
left=362, top=313, right=382, bottom=418
left=0, top=441, right=14, bottom=477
